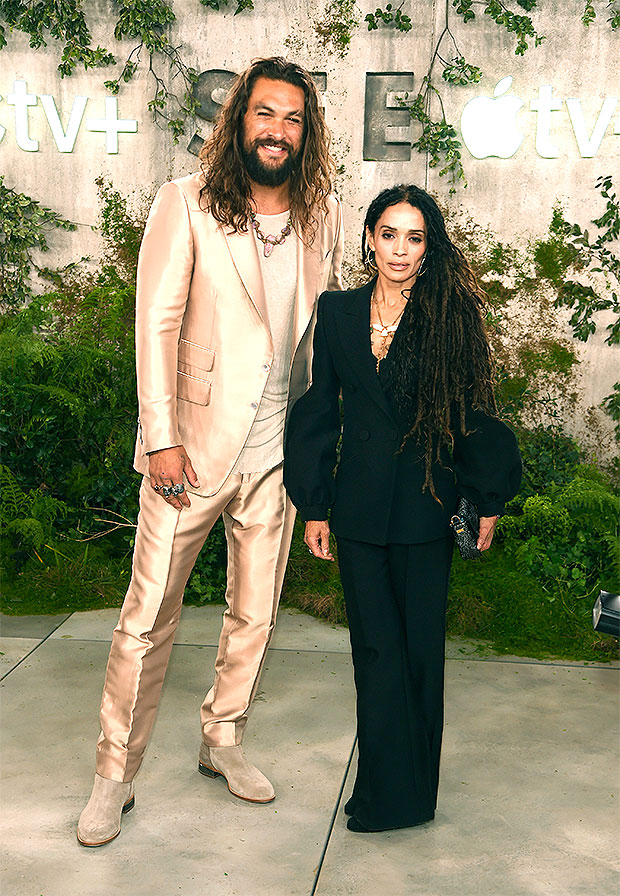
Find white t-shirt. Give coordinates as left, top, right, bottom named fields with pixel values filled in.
left=233, top=210, right=298, bottom=474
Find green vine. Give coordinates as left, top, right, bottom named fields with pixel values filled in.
left=0, top=0, right=115, bottom=72
left=399, top=83, right=467, bottom=186
left=106, top=0, right=199, bottom=141
left=365, top=2, right=412, bottom=32
left=365, top=0, right=613, bottom=188
left=200, top=0, right=255, bottom=12
left=452, top=0, right=544, bottom=55
left=388, top=0, right=542, bottom=188
left=0, top=0, right=202, bottom=140
left=0, top=176, right=76, bottom=308
left=529, top=176, right=620, bottom=451
left=581, top=0, right=620, bottom=28
left=393, top=4, right=478, bottom=187
left=1, top=0, right=618, bottom=164
left=547, top=176, right=620, bottom=346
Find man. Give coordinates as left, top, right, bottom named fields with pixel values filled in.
left=77, top=57, right=343, bottom=847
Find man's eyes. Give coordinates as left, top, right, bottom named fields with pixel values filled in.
left=255, top=111, right=302, bottom=125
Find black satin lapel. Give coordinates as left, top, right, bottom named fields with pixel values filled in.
left=334, top=286, right=395, bottom=422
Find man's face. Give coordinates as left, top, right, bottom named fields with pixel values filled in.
left=241, top=77, right=306, bottom=187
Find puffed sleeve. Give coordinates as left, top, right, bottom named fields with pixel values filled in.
left=451, top=406, right=522, bottom=517
left=284, top=294, right=342, bottom=521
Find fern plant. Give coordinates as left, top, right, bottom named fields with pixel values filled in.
left=0, top=464, right=69, bottom=553
left=499, top=467, right=620, bottom=599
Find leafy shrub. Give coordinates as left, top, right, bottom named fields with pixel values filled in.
left=0, top=183, right=228, bottom=613
left=2, top=182, right=617, bottom=664
left=515, top=424, right=581, bottom=499
left=499, top=467, right=619, bottom=599
left=0, top=464, right=69, bottom=555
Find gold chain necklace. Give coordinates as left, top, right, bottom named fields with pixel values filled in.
left=250, top=210, right=293, bottom=257
left=370, top=289, right=406, bottom=372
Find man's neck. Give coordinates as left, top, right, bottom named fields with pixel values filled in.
left=250, top=181, right=291, bottom=215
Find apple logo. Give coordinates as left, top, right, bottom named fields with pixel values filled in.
left=460, top=77, right=525, bottom=159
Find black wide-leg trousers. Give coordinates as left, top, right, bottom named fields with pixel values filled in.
left=335, top=536, right=453, bottom=831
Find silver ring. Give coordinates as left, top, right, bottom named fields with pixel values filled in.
left=153, top=485, right=162, bottom=492
left=162, top=485, right=174, bottom=497
left=171, top=483, right=185, bottom=496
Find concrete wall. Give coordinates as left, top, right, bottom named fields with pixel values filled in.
left=2, top=0, right=619, bottom=449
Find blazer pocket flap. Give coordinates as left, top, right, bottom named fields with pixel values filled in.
left=177, top=370, right=211, bottom=405
left=178, top=339, right=215, bottom=373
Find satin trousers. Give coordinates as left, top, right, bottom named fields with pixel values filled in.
left=335, top=536, right=453, bottom=831
left=96, top=464, right=296, bottom=782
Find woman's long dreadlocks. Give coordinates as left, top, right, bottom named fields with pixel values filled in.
left=362, top=185, right=497, bottom=500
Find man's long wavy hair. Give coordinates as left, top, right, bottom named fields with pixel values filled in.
left=199, top=57, right=334, bottom=242
left=362, top=184, right=498, bottom=499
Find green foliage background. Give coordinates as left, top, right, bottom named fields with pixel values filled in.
left=0, top=180, right=618, bottom=662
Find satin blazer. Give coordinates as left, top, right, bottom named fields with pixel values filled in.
left=132, top=172, right=344, bottom=497
left=284, top=283, right=522, bottom=545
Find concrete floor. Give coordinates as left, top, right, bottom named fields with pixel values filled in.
left=1, top=606, right=618, bottom=896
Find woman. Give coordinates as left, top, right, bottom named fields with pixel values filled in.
left=283, top=185, right=522, bottom=833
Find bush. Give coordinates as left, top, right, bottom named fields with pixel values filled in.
left=1, top=183, right=617, bottom=662
left=0, top=183, right=228, bottom=614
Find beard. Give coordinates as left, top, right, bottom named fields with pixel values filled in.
left=241, top=139, right=300, bottom=187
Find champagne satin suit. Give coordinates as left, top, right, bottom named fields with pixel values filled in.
left=96, top=173, right=343, bottom=782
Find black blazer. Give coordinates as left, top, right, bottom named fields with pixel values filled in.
left=284, top=282, right=522, bottom=545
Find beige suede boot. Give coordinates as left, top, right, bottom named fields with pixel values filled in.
left=198, top=744, right=275, bottom=803
left=77, top=774, right=135, bottom=847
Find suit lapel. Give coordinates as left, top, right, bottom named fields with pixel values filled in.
left=334, top=282, right=395, bottom=422
left=222, top=226, right=270, bottom=334
left=293, top=225, right=322, bottom=349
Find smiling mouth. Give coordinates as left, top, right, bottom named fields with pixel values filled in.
left=388, top=263, right=409, bottom=270
left=258, top=142, right=289, bottom=157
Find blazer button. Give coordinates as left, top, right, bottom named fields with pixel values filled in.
left=359, top=430, right=370, bottom=441
left=251, top=401, right=258, bottom=410
left=262, top=363, right=270, bottom=371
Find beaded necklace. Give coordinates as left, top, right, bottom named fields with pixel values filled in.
left=370, top=288, right=407, bottom=372
left=250, top=210, right=293, bottom=257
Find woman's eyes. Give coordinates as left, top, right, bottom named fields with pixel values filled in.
left=380, top=232, right=424, bottom=243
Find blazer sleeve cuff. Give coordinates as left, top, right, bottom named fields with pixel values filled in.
left=476, top=500, right=505, bottom=518
left=298, top=505, right=330, bottom=522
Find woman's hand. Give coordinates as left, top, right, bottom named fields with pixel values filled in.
left=304, top=520, right=334, bottom=561
left=477, top=515, right=499, bottom=552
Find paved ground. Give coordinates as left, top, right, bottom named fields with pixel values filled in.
left=1, top=606, right=618, bottom=896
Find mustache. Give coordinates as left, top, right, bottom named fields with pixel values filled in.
left=253, top=138, right=293, bottom=151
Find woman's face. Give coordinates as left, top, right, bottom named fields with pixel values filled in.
left=366, top=202, right=427, bottom=290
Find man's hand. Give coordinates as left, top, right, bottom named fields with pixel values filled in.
left=149, top=446, right=200, bottom=510
left=304, top=520, right=334, bottom=561
left=477, top=515, right=499, bottom=552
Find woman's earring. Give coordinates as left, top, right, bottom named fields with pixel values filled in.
left=416, top=254, right=427, bottom=278
left=365, top=246, right=377, bottom=273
